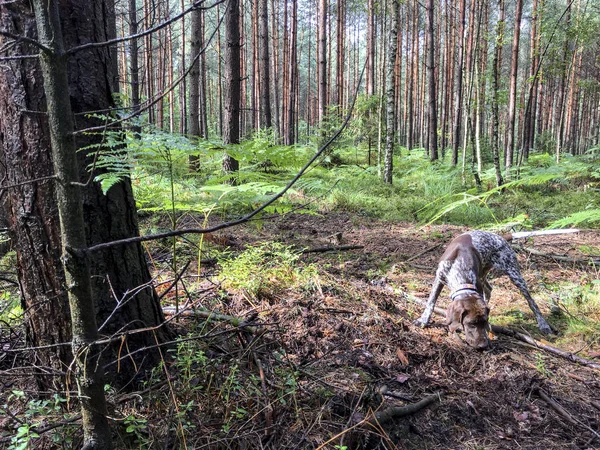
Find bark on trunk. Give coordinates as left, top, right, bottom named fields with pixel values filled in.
left=0, top=0, right=172, bottom=396
left=384, top=0, right=399, bottom=184
left=426, top=0, right=438, bottom=161
left=504, top=0, right=523, bottom=173
left=223, top=0, right=241, bottom=173
left=451, top=0, right=466, bottom=166
left=258, top=0, right=272, bottom=129
left=491, top=0, right=505, bottom=186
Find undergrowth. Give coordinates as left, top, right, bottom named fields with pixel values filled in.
left=90, top=125, right=599, bottom=230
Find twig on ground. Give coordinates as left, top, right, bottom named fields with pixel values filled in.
left=536, top=387, right=600, bottom=441
left=162, top=307, right=260, bottom=334
left=514, top=245, right=600, bottom=266
left=489, top=325, right=600, bottom=371
left=403, top=243, right=442, bottom=263
left=301, top=245, right=364, bottom=254
left=366, top=392, right=444, bottom=427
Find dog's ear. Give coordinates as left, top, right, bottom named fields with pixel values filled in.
left=445, top=301, right=466, bottom=332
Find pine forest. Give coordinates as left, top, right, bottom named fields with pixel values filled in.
left=0, top=0, right=599, bottom=448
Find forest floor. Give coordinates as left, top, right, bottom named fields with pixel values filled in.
left=145, top=211, right=600, bottom=449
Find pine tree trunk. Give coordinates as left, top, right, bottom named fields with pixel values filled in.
left=384, top=0, right=399, bottom=184
left=318, top=0, right=327, bottom=125
left=259, top=0, right=272, bottom=129
left=1, top=0, right=172, bottom=396
left=491, top=0, right=505, bottom=186
left=189, top=4, right=202, bottom=168
left=426, top=0, right=438, bottom=161
left=128, top=0, right=141, bottom=136
left=451, top=0, right=466, bottom=166
left=367, top=0, right=376, bottom=96
left=223, top=0, right=241, bottom=173
left=284, top=0, right=298, bottom=145
left=504, top=0, right=523, bottom=173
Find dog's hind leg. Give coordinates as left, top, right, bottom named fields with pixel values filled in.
left=414, top=276, right=444, bottom=327
left=504, top=265, right=553, bottom=334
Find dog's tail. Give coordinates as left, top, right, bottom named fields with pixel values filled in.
left=503, top=228, right=580, bottom=242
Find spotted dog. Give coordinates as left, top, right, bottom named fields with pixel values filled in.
left=414, top=230, right=553, bottom=349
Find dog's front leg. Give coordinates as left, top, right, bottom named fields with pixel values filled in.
left=414, top=276, right=444, bottom=327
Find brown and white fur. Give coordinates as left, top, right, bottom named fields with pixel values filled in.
left=414, top=230, right=556, bottom=349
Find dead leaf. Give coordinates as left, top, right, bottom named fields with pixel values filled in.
left=396, top=349, right=409, bottom=365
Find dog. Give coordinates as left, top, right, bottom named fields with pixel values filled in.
left=414, top=230, right=553, bottom=349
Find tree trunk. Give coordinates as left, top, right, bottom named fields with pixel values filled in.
left=426, top=0, right=438, bottom=161
left=223, top=0, right=241, bottom=173
left=491, top=0, right=505, bottom=186
left=504, top=0, right=523, bottom=174
left=318, top=0, right=327, bottom=125
left=451, top=0, right=466, bottom=166
left=367, top=0, right=376, bottom=96
left=128, top=0, right=141, bottom=136
left=384, top=0, right=399, bottom=184
left=189, top=4, right=202, bottom=168
left=259, top=0, right=272, bottom=129
left=284, top=0, right=298, bottom=145
left=0, top=0, right=172, bottom=397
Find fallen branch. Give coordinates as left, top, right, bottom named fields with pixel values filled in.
left=515, top=245, right=600, bottom=266
left=366, top=392, right=444, bottom=427
left=301, top=244, right=364, bottom=254
left=395, top=287, right=600, bottom=371
left=489, top=325, right=600, bottom=371
left=536, top=388, right=600, bottom=441
left=162, top=307, right=259, bottom=334
left=403, top=243, right=441, bottom=263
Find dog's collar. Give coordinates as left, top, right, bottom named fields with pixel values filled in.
left=450, top=283, right=480, bottom=301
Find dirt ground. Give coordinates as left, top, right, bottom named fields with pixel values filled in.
left=4, top=212, right=598, bottom=449
left=184, top=212, right=600, bottom=449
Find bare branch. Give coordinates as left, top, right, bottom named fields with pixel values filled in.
left=84, top=60, right=368, bottom=254
left=0, top=54, right=39, bottom=60
left=0, top=30, right=51, bottom=53
left=73, top=3, right=226, bottom=135
left=65, top=0, right=226, bottom=55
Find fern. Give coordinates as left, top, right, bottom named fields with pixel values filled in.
left=550, top=209, right=600, bottom=228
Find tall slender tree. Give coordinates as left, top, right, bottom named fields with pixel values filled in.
left=259, top=0, right=272, bottom=129
left=504, top=0, right=523, bottom=173
left=384, top=0, right=399, bottom=184
left=223, top=0, right=241, bottom=174
left=451, top=0, right=466, bottom=166
left=426, top=0, right=438, bottom=161
left=491, top=0, right=505, bottom=186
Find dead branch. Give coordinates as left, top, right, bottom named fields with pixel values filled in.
left=395, top=287, right=600, bottom=371
left=536, top=388, right=600, bottom=440
left=403, top=243, right=441, bottom=263
left=515, top=245, right=600, bottom=266
left=162, top=307, right=259, bottom=334
left=301, top=245, right=364, bottom=254
left=366, top=392, right=444, bottom=427
left=489, top=325, right=600, bottom=370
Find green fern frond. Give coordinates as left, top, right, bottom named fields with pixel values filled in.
left=550, top=209, right=600, bottom=228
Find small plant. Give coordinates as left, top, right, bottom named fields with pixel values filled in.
left=219, top=242, right=317, bottom=300
left=123, top=414, right=149, bottom=448
left=1, top=391, right=75, bottom=450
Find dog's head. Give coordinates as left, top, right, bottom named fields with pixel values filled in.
left=445, top=295, right=490, bottom=349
